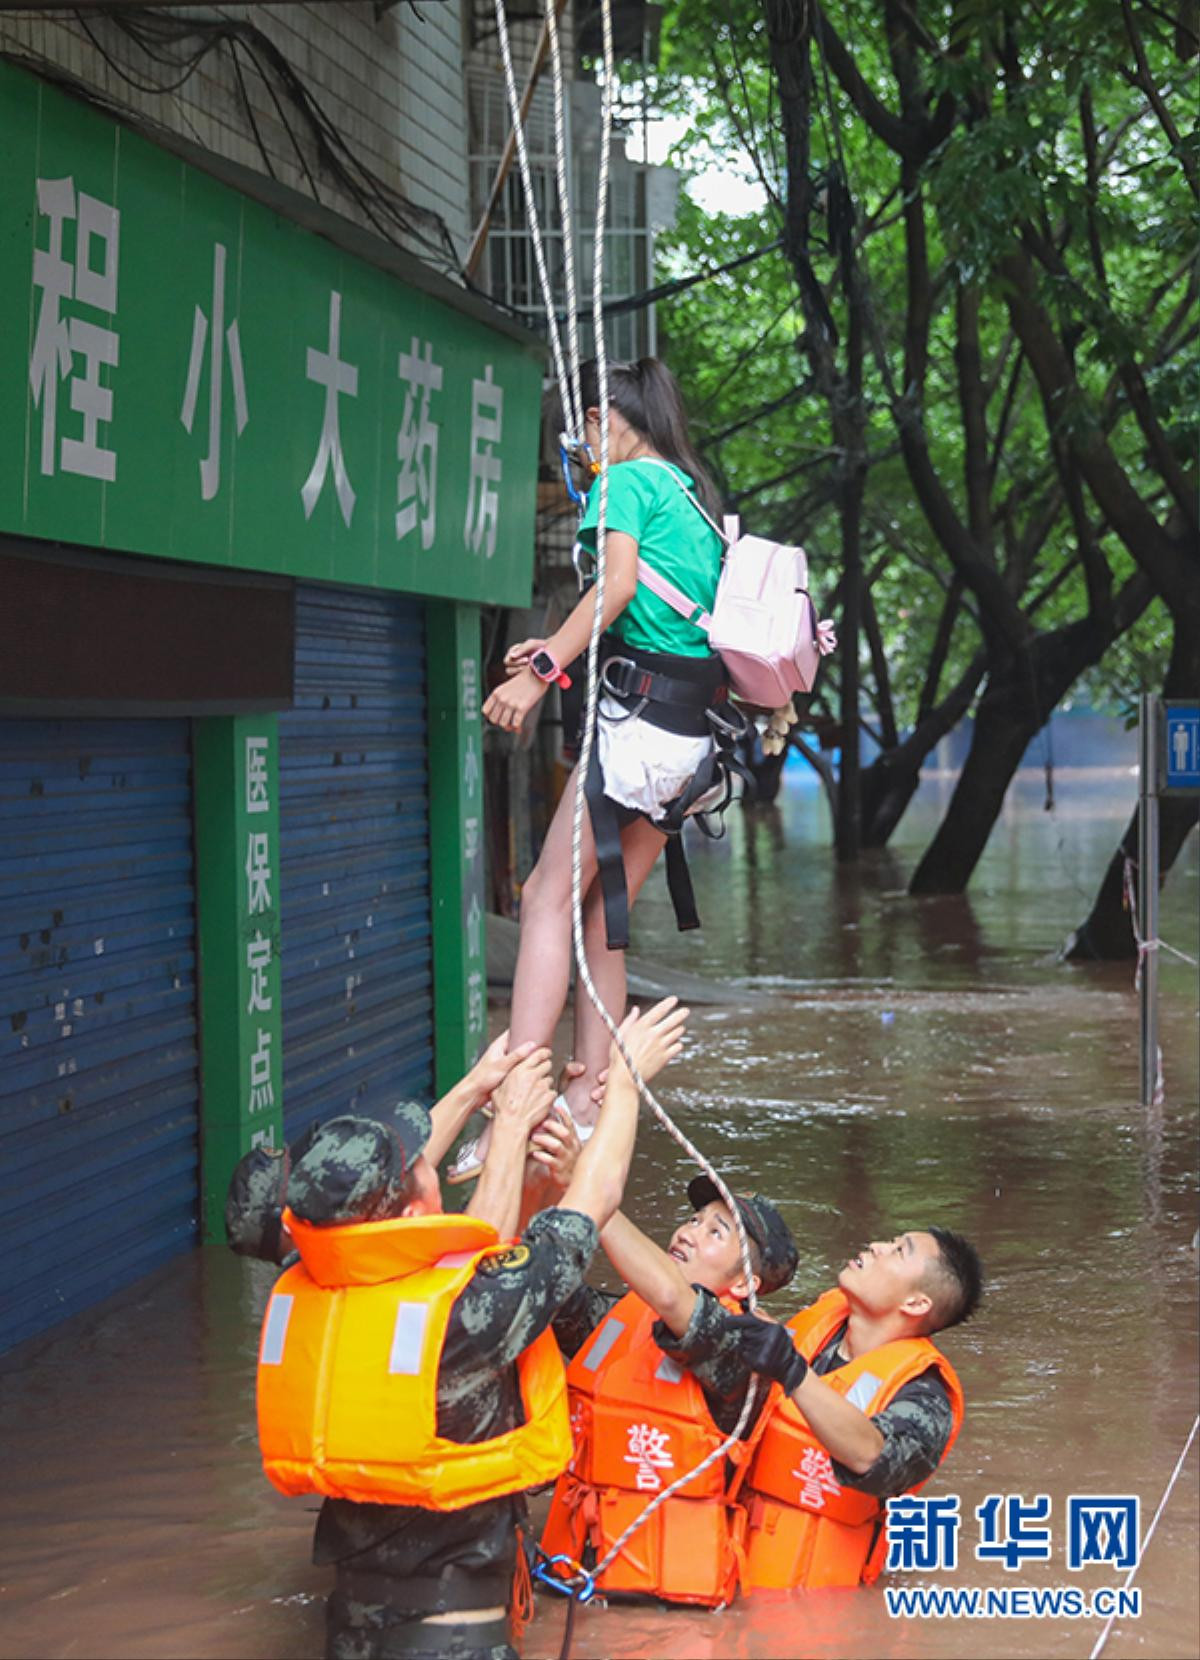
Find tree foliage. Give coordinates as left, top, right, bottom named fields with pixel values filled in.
left=645, top=0, right=1196, bottom=891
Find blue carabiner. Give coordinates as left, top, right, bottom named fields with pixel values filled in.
left=557, top=444, right=587, bottom=507
left=533, top=1552, right=596, bottom=1604
left=559, top=440, right=589, bottom=508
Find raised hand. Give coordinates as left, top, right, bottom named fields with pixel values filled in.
left=490, top=1046, right=556, bottom=1142
left=529, top=1101, right=583, bottom=1190
left=726, top=1311, right=809, bottom=1393
left=608, top=996, right=689, bottom=1089
left=465, top=1029, right=536, bottom=1108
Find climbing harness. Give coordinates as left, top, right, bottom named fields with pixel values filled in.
left=488, top=0, right=768, bottom=1626
left=585, top=641, right=754, bottom=948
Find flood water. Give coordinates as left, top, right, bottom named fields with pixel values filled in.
left=1, top=767, right=1197, bottom=1660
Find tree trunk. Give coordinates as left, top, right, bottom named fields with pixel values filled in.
left=1063, top=606, right=1200, bottom=958
left=861, top=652, right=987, bottom=847
left=909, top=597, right=1150, bottom=893
left=908, top=673, right=1038, bottom=892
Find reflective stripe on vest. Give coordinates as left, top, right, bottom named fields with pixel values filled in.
left=387, top=1303, right=428, bottom=1375
left=257, top=1209, right=571, bottom=1510
left=582, top=1314, right=625, bottom=1372
left=741, top=1288, right=965, bottom=1591
left=260, top=1293, right=293, bottom=1366
left=542, top=1290, right=757, bottom=1608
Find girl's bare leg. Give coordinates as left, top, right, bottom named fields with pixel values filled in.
left=447, top=774, right=599, bottom=1179
left=561, top=815, right=668, bottom=1125
left=507, top=766, right=600, bottom=1053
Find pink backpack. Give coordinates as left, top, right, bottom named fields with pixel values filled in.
left=633, top=460, right=836, bottom=708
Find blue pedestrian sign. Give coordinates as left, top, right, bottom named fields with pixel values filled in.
left=1163, top=702, right=1200, bottom=795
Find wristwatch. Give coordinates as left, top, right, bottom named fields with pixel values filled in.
left=529, top=648, right=572, bottom=690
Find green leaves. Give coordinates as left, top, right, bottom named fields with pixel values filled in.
left=643, top=0, right=1190, bottom=747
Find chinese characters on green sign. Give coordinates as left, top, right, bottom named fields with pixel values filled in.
left=1, top=63, right=540, bottom=607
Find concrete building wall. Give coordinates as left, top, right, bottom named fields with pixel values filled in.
left=0, top=2, right=473, bottom=262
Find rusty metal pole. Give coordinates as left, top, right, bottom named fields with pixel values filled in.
left=465, top=0, right=569, bottom=282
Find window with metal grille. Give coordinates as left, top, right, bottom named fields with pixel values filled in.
left=468, top=68, right=671, bottom=363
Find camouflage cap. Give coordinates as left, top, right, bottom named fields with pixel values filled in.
left=687, top=1175, right=800, bottom=1296
left=287, top=1101, right=432, bottom=1225
left=225, top=1143, right=292, bottom=1264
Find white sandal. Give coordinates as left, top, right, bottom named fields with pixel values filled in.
left=445, top=1095, right=594, bottom=1184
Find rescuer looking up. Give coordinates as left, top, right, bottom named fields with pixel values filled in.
left=252, top=997, right=689, bottom=1660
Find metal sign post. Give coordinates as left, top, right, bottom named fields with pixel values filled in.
left=1139, top=696, right=1200, bottom=1106
left=1137, top=695, right=1160, bottom=1106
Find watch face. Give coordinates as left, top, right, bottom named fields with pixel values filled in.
left=531, top=651, right=555, bottom=679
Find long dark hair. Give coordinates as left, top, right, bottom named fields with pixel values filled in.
left=577, top=357, right=723, bottom=521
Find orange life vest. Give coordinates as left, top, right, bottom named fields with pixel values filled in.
left=742, top=1288, right=965, bottom=1591
left=256, top=1207, right=571, bottom=1510
left=541, top=1290, right=774, bottom=1607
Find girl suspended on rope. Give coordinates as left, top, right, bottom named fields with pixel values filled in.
left=449, top=356, right=746, bottom=1181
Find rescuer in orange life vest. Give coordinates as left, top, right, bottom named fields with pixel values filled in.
left=533, top=1104, right=982, bottom=1601
left=540, top=1172, right=801, bottom=1605
left=252, top=997, right=690, bottom=1660
left=724, top=1226, right=982, bottom=1590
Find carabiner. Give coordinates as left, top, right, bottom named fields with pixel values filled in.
left=533, top=1552, right=596, bottom=1604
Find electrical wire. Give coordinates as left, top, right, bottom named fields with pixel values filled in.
left=70, top=8, right=462, bottom=276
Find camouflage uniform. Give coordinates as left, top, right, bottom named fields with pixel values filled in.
left=239, top=1111, right=601, bottom=1660
left=310, top=1205, right=599, bottom=1660
left=553, top=1179, right=801, bottom=1438
left=701, top=1303, right=955, bottom=1497
left=807, top=1322, right=954, bottom=1496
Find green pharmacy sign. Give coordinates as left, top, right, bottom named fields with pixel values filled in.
left=0, top=63, right=541, bottom=607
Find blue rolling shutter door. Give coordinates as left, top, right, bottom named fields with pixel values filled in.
left=0, top=718, right=200, bottom=1353
left=279, top=586, right=433, bottom=1142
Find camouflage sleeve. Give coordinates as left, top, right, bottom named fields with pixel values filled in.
left=830, top=1371, right=954, bottom=1499
left=454, top=1207, right=600, bottom=1369
left=650, top=1286, right=753, bottom=1402
left=551, top=1283, right=619, bottom=1359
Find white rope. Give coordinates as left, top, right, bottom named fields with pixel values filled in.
left=1123, top=858, right=1200, bottom=978
left=491, top=0, right=576, bottom=439
left=561, top=0, right=764, bottom=1588
left=490, top=0, right=766, bottom=1592
left=542, top=0, right=583, bottom=444
left=1088, top=1412, right=1199, bottom=1659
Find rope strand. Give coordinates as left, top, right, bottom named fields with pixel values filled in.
left=492, top=0, right=765, bottom=1594
left=1089, top=1413, right=1199, bottom=1659
left=491, top=0, right=576, bottom=436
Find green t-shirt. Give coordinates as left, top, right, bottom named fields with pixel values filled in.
left=577, top=458, right=723, bottom=658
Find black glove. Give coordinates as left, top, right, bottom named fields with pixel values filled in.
left=727, top=1312, right=809, bottom=1394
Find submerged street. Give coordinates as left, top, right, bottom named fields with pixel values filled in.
left=1, top=768, right=1196, bottom=1660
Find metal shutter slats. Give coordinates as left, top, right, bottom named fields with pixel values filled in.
left=279, top=588, right=433, bottom=1143
left=0, top=718, right=200, bottom=1353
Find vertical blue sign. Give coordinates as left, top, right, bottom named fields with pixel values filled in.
left=1163, top=702, right=1200, bottom=794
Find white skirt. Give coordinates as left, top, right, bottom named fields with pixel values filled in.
left=596, top=695, right=716, bottom=822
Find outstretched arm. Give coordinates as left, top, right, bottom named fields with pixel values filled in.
left=600, top=1212, right=698, bottom=1339
left=557, top=998, right=688, bottom=1229
left=728, top=1315, right=885, bottom=1474
left=424, top=1030, right=537, bottom=1171
left=467, top=1048, right=556, bottom=1239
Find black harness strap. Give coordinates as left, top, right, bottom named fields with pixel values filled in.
left=581, top=640, right=755, bottom=951
left=584, top=742, right=633, bottom=951
left=663, top=835, right=701, bottom=933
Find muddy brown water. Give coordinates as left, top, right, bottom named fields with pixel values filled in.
left=1, top=770, right=1196, bottom=1660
